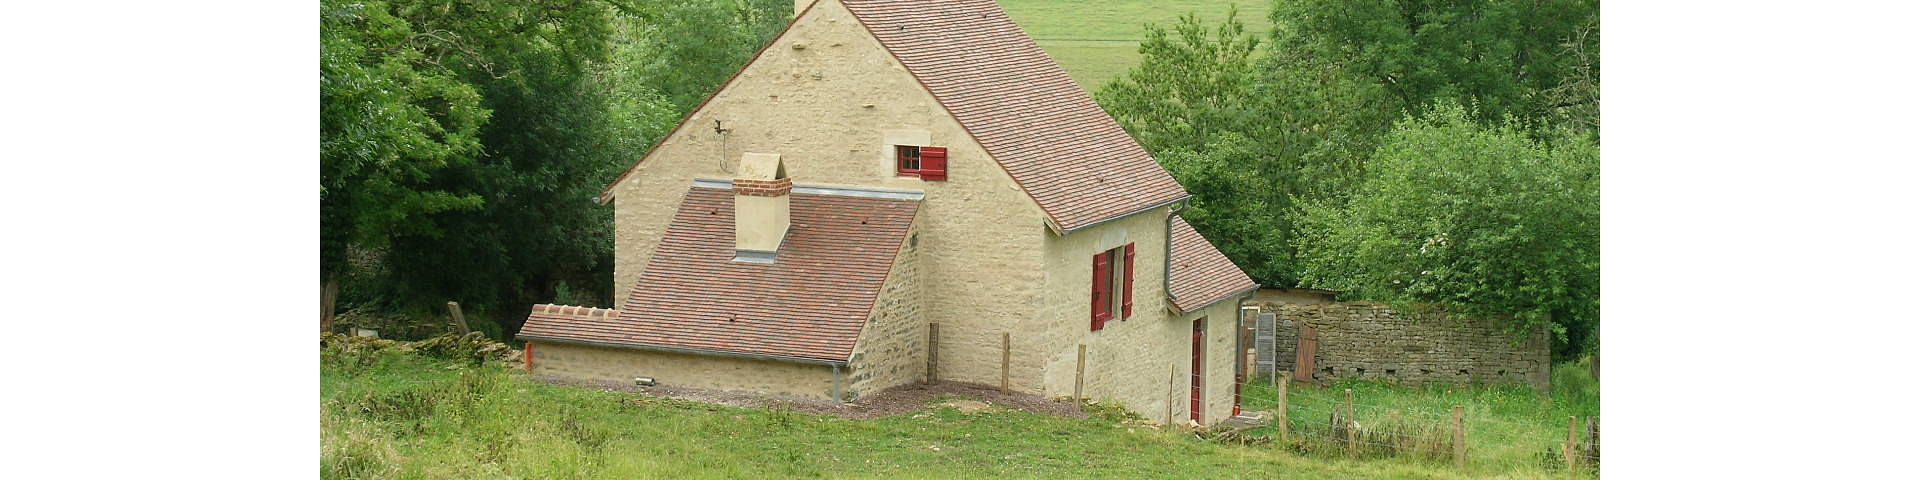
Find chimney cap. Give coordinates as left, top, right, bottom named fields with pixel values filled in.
left=738, top=153, right=786, bottom=181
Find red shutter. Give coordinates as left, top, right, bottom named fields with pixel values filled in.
left=1091, top=252, right=1110, bottom=330
left=919, top=147, right=947, bottom=181
left=1123, top=243, right=1135, bottom=319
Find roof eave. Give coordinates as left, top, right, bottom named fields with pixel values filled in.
left=1055, top=193, right=1191, bottom=236
left=517, top=334, right=849, bottom=367
left=1169, top=284, right=1260, bottom=316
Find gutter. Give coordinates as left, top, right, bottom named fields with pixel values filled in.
left=516, top=334, right=849, bottom=368
left=1056, top=194, right=1191, bottom=236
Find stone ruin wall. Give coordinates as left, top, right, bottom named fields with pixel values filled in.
left=1252, top=301, right=1550, bottom=391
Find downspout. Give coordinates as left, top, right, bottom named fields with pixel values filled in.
left=1165, top=199, right=1190, bottom=305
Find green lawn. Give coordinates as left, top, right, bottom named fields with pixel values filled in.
left=997, top=0, right=1273, bottom=91
left=322, top=348, right=1596, bottom=479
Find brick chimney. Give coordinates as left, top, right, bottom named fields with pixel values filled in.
left=733, top=152, right=791, bottom=262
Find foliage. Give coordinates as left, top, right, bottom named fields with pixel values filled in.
left=1293, top=102, right=1599, bottom=355
left=609, top=0, right=791, bottom=111
left=319, top=0, right=489, bottom=280
left=1097, top=8, right=1263, bottom=156
left=323, top=352, right=1584, bottom=478
left=321, top=0, right=785, bottom=335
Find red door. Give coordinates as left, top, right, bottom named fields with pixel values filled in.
left=1190, top=319, right=1204, bottom=423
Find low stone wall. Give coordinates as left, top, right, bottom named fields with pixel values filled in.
left=529, top=342, right=837, bottom=400
left=1254, top=302, right=1549, bottom=391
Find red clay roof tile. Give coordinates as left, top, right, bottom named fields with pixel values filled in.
left=842, top=0, right=1189, bottom=232
left=1168, top=216, right=1258, bottom=313
left=520, top=183, right=919, bottom=363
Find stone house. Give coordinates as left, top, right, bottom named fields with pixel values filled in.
left=517, top=0, right=1258, bottom=425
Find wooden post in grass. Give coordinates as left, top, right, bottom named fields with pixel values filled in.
left=1344, top=389, right=1356, bottom=457
left=1565, top=415, right=1578, bottom=473
left=1074, top=344, right=1086, bottom=402
left=1452, top=405, right=1466, bottom=469
left=926, top=323, right=938, bottom=384
left=1275, top=377, right=1288, bottom=443
left=1000, top=332, right=1011, bottom=393
left=447, top=301, right=471, bottom=335
left=1167, top=364, right=1177, bottom=425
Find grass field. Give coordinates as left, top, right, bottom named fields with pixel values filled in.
left=322, top=348, right=1598, bottom=479
left=998, top=0, right=1273, bottom=91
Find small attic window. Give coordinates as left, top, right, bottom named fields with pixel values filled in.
left=896, top=145, right=948, bottom=181
left=896, top=146, right=921, bottom=174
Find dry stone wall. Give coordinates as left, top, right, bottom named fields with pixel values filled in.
left=1256, top=302, right=1549, bottom=391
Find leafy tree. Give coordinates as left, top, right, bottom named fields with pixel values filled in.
left=322, top=0, right=787, bottom=336
left=610, top=0, right=791, bottom=111
left=320, top=0, right=489, bottom=297
left=1293, top=102, right=1598, bottom=358
left=1098, top=8, right=1263, bottom=156
left=1262, top=0, right=1600, bottom=145
left=1156, top=133, right=1294, bottom=285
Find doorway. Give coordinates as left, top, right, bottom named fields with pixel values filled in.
left=1190, top=318, right=1204, bottom=423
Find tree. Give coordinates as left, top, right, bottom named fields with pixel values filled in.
left=611, top=0, right=791, bottom=111
left=1097, top=8, right=1263, bottom=156
left=1293, top=102, right=1598, bottom=358
left=320, top=0, right=490, bottom=328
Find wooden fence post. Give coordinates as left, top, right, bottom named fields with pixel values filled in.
left=1344, top=389, right=1356, bottom=457
left=1275, top=378, right=1288, bottom=443
left=1074, top=344, right=1086, bottom=402
left=447, top=301, right=471, bottom=335
left=1565, top=415, right=1578, bottom=473
left=1000, top=332, right=1011, bottom=393
left=1167, top=364, right=1177, bottom=425
left=1587, top=416, right=1600, bottom=464
left=926, top=323, right=938, bottom=384
left=1452, top=405, right=1466, bottom=469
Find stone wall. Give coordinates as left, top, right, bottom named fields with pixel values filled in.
left=847, top=224, right=925, bottom=400
left=1255, top=302, right=1549, bottom=391
left=528, top=341, right=836, bottom=400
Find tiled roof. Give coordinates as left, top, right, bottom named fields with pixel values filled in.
left=1168, top=216, right=1257, bottom=313
left=520, top=304, right=624, bottom=343
left=598, top=0, right=1188, bottom=230
left=846, top=0, right=1190, bottom=231
left=523, top=182, right=920, bottom=363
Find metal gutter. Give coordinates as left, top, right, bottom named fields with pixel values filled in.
left=517, top=334, right=848, bottom=367
left=692, top=178, right=926, bottom=201
left=1056, top=194, right=1191, bottom=236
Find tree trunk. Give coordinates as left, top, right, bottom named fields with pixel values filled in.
left=321, top=277, right=339, bottom=334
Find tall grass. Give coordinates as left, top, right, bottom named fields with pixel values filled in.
left=323, top=351, right=1595, bottom=478
left=1240, top=358, right=1600, bottom=476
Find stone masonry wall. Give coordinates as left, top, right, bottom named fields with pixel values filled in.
left=529, top=341, right=836, bottom=400
left=847, top=225, right=924, bottom=400
left=608, top=0, right=1048, bottom=394
left=1257, top=302, right=1549, bottom=391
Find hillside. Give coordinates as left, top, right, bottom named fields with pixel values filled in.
left=998, top=0, right=1273, bottom=90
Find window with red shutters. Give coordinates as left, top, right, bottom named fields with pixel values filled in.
left=1123, top=243, right=1135, bottom=319
left=919, top=147, right=947, bottom=181
left=1091, top=251, right=1111, bottom=330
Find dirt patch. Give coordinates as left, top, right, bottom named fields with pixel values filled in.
left=533, top=376, right=1085, bottom=421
